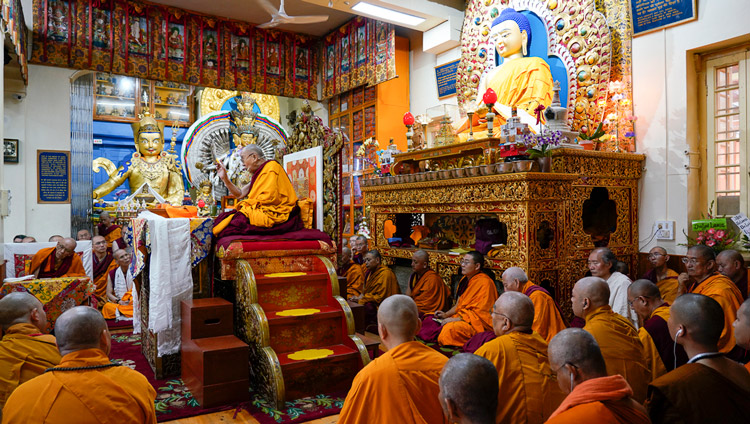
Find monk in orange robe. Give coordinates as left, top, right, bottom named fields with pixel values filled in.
left=406, top=250, right=449, bottom=315
left=101, top=249, right=135, bottom=320
left=475, top=292, right=565, bottom=423
left=91, top=235, right=117, bottom=307
left=641, top=246, right=679, bottom=303
left=337, top=247, right=364, bottom=298
left=0, top=293, right=61, bottom=408
left=339, top=295, right=448, bottom=424
left=678, top=245, right=743, bottom=353
left=418, top=252, right=498, bottom=347
left=96, top=211, right=126, bottom=250
left=213, top=145, right=301, bottom=237
left=439, top=353, right=499, bottom=424
left=546, top=328, right=650, bottom=423
left=572, top=277, right=650, bottom=402
left=646, top=294, right=750, bottom=422
left=502, top=267, right=566, bottom=342
left=716, top=249, right=750, bottom=299
left=29, top=237, right=87, bottom=278
left=3, top=306, right=156, bottom=423
left=733, top=299, right=750, bottom=373
left=628, top=280, right=687, bottom=378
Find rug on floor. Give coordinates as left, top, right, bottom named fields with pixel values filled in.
left=109, top=332, right=344, bottom=423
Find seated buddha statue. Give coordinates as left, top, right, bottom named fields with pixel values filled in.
left=93, top=112, right=185, bottom=205
left=457, top=8, right=554, bottom=140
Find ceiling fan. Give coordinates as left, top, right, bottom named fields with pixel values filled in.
left=256, top=0, right=329, bottom=29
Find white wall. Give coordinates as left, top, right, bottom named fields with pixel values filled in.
left=3, top=65, right=76, bottom=242
left=633, top=0, right=750, bottom=254
left=408, top=33, right=460, bottom=116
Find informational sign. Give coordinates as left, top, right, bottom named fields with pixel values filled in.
left=631, top=0, right=697, bottom=36
left=691, top=218, right=727, bottom=232
left=435, top=60, right=460, bottom=99
left=37, top=150, right=70, bottom=204
left=730, top=213, right=750, bottom=238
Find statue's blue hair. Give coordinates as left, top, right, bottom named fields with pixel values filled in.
left=492, top=8, right=532, bottom=49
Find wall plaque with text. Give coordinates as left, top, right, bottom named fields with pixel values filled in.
left=37, top=150, right=70, bottom=204
left=435, top=60, right=460, bottom=99
left=631, top=0, right=697, bottom=36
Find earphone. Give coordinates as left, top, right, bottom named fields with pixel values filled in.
left=675, top=328, right=683, bottom=338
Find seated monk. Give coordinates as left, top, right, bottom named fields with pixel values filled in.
left=350, top=250, right=400, bottom=331
left=628, top=279, right=687, bottom=379
left=337, top=247, right=364, bottom=299
left=418, top=252, right=498, bottom=347
left=438, top=353, right=499, bottom=424
left=642, top=246, right=679, bottom=303
left=352, top=234, right=367, bottom=266
left=102, top=249, right=135, bottom=320
left=572, top=277, right=650, bottom=402
left=213, top=145, right=302, bottom=238
left=0, top=293, right=61, bottom=408
left=48, top=235, right=63, bottom=243
left=339, top=295, right=448, bottom=424
left=97, top=211, right=126, bottom=250
left=678, top=245, right=743, bottom=353
left=588, top=247, right=636, bottom=326
left=407, top=250, right=449, bottom=316
left=645, top=294, right=750, bottom=422
left=92, top=235, right=117, bottom=307
left=716, top=249, right=749, bottom=300
left=546, top=328, right=650, bottom=423
left=3, top=306, right=156, bottom=422
left=733, top=298, right=750, bottom=373
left=29, top=237, right=86, bottom=279
left=474, top=292, right=565, bottom=423
left=76, top=229, right=92, bottom=241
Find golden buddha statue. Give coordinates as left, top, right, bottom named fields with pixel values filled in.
left=457, top=8, right=554, bottom=140
left=93, top=112, right=185, bottom=205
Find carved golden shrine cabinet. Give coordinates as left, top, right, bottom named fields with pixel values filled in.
left=362, top=147, right=645, bottom=319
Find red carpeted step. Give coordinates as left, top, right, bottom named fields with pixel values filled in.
left=254, top=272, right=333, bottom=312
left=277, top=344, right=363, bottom=401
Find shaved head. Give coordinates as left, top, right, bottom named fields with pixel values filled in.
left=671, top=294, right=724, bottom=347
left=439, top=353, right=498, bottom=424
left=412, top=249, right=429, bottom=262
left=503, top=267, right=528, bottom=284
left=688, top=244, right=716, bottom=262
left=495, top=291, right=534, bottom=329
left=241, top=144, right=265, bottom=159
left=575, top=277, right=610, bottom=307
left=734, top=299, right=750, bottom=350
left=651, top=246, right=668, bottom=255
left=77, top=229, right=92, bottom=240
left=548, top=328, right=607, bottom=377
left=341, top=247, right=352, bottom=263
left=49, top=235, right=63, bottom=242
left=628, top=279, right=662, bottom=299
left=377, top=295, right=420, bottom=340
left=55, top=306, right=109, bottom=356
left=0, top=292, right=45, bottom=332
left=717, top=249, right=744, bottom=265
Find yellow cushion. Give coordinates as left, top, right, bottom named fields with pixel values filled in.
left=298, top=198, right=314, bottom=229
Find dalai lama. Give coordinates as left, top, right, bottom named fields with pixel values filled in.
left=29, top=238, right=86, bottom=279
left=212, top=145, right=302, bottom=238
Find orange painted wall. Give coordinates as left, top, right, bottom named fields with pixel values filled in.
left=376, top=36, right=410, bottom=152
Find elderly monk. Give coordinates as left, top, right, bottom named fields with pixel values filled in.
left=337, top=247, right=364, bottom=298
left=475, top=292, right=565, bottom=423
left=419, top=252, right=498, bottom=347
left=677, top=244, right=743, bottom=353
left=96, top=211, right=126, bottom=249
left=339, top=295, right=448, bottom=424
left=572, top=277, right=650, bottom=402
left=29, top=237, right=86, bottom=279
left=102, top=249, right=135, bottom=320
left=407, top=250, right=449, bottom=315
left=76, top=229, right=92, bottom=241
left=0, top=293, right=61, bottom=409
left=3, top=306, right=156, bottom=422
left=350, top=250, right=400, bottom=331
left=645, top=294, right=750, bottom=422
left=213, top=145, right=301, bottom=237
left=628, top=280, right=687, bottom=380
left=716, top=249, right=749, bottom=300
left=91, top=235, right=117, bottom=306
left=439, top=353, right=499, bottom=424
left=352, top=235, right=367, bottom=266
left=733, top=298, right=750, bottom=373
left=641, top=246, right=679, bottom=303
left=588, top=247, right=635, bottom=325
left=546, top=328, right=650, bottom=423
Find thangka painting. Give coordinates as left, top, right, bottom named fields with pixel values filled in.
left=284, top=146, right=324, bottom=232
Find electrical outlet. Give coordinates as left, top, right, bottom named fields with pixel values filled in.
left=655, top=220, right=674, bottom=241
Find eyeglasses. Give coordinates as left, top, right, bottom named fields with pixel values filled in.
left=460, top=259, right=475, bottom=265
left=681, top=257, right=701, bottom=265
left=648, top=253, right=665, bottom=259
left=627, top=296, right=647, bottom=308
left=587, top=260, right=602, bottom=266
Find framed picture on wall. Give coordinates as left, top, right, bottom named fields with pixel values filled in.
left=4, top=139, right=18, bottom=163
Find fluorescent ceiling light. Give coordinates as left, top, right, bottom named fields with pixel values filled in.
left=351, top=2, right=425, bottom=26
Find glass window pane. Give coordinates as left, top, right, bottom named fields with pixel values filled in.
left=728, top=64, right=740, bottom=85
left=716, top=67, right=727, bottom=87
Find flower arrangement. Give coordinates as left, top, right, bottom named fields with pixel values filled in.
left=521, top=130, right=563, bottom=158
left=682, top=201, right=738, bottom=253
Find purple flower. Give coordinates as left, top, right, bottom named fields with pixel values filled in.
left=625, top=131, right=635, bottom=138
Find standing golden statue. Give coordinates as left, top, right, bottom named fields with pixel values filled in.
left=93, top=112, right=185, bottom=205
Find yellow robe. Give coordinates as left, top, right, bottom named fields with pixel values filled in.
left=584, top=305, right=650, bottom=403
left=340, top=260, right=364, bottom=298
left=475, top=331, right=565, bottom=423
left=338, top=341, right=448, bottom=424
left=0, top=323, right=61, bottom=409
left=521, top=281, right=567, bottom=343
left=656, top=269, right=679, bottom=304
left=410, top=269, right=449, bottom=315
left=3, top=348, right=156, bottom=423
left=438, top=272, right=498, bottom=347
left=359, top=265, right=400, bottom=305
left=689, top=272, right=743, bottom=353
left=236, top=160, right=298, bottom=228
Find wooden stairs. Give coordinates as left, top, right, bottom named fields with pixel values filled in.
left=233, top=255, right=369, bottom=409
